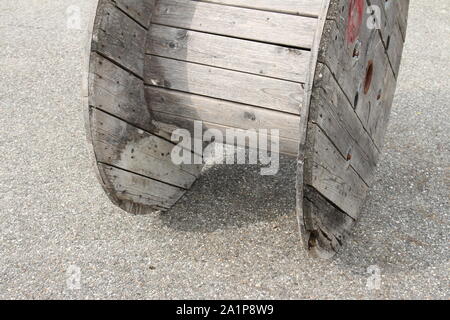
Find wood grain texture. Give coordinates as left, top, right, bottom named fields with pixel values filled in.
left=145, top=86, right=301, bottom=140
left=114, top=0, right=155, bottom=27
left=152, top=0, right=318, bottom=48
left=146, top=24, right=310, bottom=82
left=91, top=1, right=147, bottom=76
left=150, top=111, right=300, bottom=156
left=99, top=163, right=185, bottom=211
left=317, top=0, right=409, bottom=148
left=91, top=108, right=201, bottom=189
left=370, top=0, right=409, bottom=78
left=89, top=53, right=152, bottom=131
left=194, top=0, right=323, bottom=17
left=298, top=0, right=409, bottom=258
left=310, top=63, right=380, bottom=185
left=304, top=186, right=355, bottom=259
left=144, top=55, right=304, bottom=114
left=86, top=0, right=201, bottom=213
left=305, top=124, right=368, bottom=220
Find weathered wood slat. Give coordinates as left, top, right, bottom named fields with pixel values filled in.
left=99, top=163, right=185, bottom=210
left=146, top=24, right=310, bottom=83
left=303, top=186, right=355, bottom=258
left=194, top=0, right=323, bottom=17
left=310, top=63, right=380, bottom=185
left=370, top=0, right=408, bottom=78
left=365, top=63, right=398, bottom=149
left=145, top=86, right=301, bottom=140
left=350, top=36, right=397, bottom=149
left=397, top=0, right=410, bottom=40
left=385, top=21, right=404, bottom=78
left=90, top=108, right=202, bottom=189
left=144, top=55, right=303, bottom=114
left=152, top=0, right=318, bottom=48
left=371, top=0, right=409, bottom=43
left=295, top=0, right=330, bottom=254
left=320, top=0, right=378, bottom=105
left=88, top=53, right=152, bottom=131
left=151, top=111, right=299, bottom=156
left=114, top=0, right=155, bottom=28
left=299, top=0, right=409, bottom=257
left=371, top=0, right=399, bottom=45
left=318, top=18, right=375, bottom=113
left=91, top=1, right=147, bottom=76
left=318, top=0, right=399, bottom=149
left=305, top=125, right=368, bottom=220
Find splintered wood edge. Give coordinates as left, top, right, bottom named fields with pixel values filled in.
left=297, top=0, right=409, bottom=259
left=296, top=0, right=331, bottom=258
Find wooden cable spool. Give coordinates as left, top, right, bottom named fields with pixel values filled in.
left=84, top=0, right=410, bottom=258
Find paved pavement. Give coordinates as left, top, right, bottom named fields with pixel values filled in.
left=0, top=0, right=448, bottom=299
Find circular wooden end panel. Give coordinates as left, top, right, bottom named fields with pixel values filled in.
left=299, top=0, right=410, bottom=259
left=85, top=0, right=201, bottom=214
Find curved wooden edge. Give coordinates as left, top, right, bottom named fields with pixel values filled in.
left=296, top=0, right=333, bottom=258
left=84, top=0, right=202, bottom=214
left=297, top=0, right=410, bottom=259
left=82, top=0, right=116, bottom=206
left=83, top=0, right=143, bottom=213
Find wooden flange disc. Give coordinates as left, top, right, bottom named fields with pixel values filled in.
left=297, top=0, right=410, bottom=258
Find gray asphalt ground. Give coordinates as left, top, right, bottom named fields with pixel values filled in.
left=0, top=0, right=448, bottom=299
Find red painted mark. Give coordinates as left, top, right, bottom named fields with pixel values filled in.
left=346, top=0, right=365, bottom=44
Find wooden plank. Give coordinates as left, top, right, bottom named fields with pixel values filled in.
left=318, top=0, right=402, bottom=149
left=397, top=0, right=410, bottom=40
left=114, top=0, right=155, bottom=28
left=304, top=186, right=355, bottom=258
left=144, top=55, right=303, bottom=114
left=319, top=0, right=378, bottom=108
left=90, top=108, right=202, bottom=189
left=296, top=0, right=331, bottom=250
left=145, top=86, right=301, bottom=140
left=370, top=0, right=408, bottom=78
left=299, top=0, right=409, bottom=258
left=385, top=21, right=404, bottom=77
left=151, top=111, right=299, bottom=156
left=91, top=1, right=147, bottom=76
left=88, top=53, right=153, bottom=131
left=310, top=63, right=380, bottom=185
left=339, top=7, right=401, bottom=149
left=371, top=0, right=409, bottom=44
left=305, top=125, right=368, bottom=220
left=318, top=18, right=376, bottom=113
left=366, top=63, right=398, bottom=148
left=152, top=0, right=318, bottom=48
left=194, top=0, right=323, bottom=17
left=99, top=163, right=185, bottom=211
left=371, top=0, right=399, bottom=45
left=146, top=24, right=310, bottom=82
